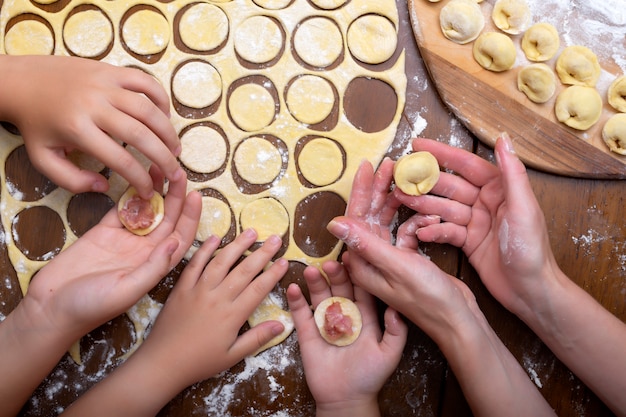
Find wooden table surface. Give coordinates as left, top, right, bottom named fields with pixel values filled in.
left=1, top=0, right=624, bottom=416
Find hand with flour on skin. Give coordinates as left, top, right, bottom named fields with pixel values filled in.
left=287, top=260, right=407, bottom=417
left=326, top=155, right=556, bottom=416
left=0, top=54, right=182, bottom=199
left=61, top=230, right=289, bottom=417
left=0, top=169, right=200, bottom=417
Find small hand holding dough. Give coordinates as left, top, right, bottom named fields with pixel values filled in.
left=473, top=32, right=516, bottom=72
left=439, top=0, right=485, bottom=45
left=313, top=296, right=362, bottom=346
left=602, top=113, right=626, bottom=155
left=521, top=22, right=560, bottom=62
left=393, top=151, right=440, bottom=195
left=117, top=187, right=165, bottom=235
left=517, top=63, right=556, bottom=103
left=554, top=85, right=603, bottom=131
left=555, top=45, right=601, bottom=87
left=608, top=75, right=626, bottom=113
left=492, top=0, right=530, bottom=35
left=248, top=293, right=295, bottom=355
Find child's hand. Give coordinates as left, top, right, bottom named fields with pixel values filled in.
left=287, top=261, right=407, bottom=417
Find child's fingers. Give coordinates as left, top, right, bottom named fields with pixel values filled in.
left=322, top=260, right=354, bottom=300
left=303, top=266, right=332, bottom=308
left=286, top=283, right=321, bottom=345
left=238, top=257, right=288, bottom=311
left=178, top=236, right=221, bottom=289
left=231, top=320, right=285, bottom=359
left=380, top=307, right=408, bottom=356
left=203, top=228, right=258, bottom=282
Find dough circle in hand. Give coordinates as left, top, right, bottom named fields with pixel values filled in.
left=491, top=0, right=530, bottom=35
left=555, top=45, right=601, bottom=87
left=314, top=296, right=362, bottom=346
left=248, top=294, right=294, bottom=355
left=473, top=32, right=516, bottom=72
left=521, top=22, right=560, bottom=62
left=607, top=76, right=626, bottom=113
left=439, top=0, right=484, bottom=45
left=347, top=14, right=397, bottom=64
left=602, top=113, right=626, bottom=155
left=63, top=9, right=112, bottom=58
left=234, top=137, right=283, bottom=184
left=554, top=86, right=602, bottom=131
left=240, top=197, right=289, bottom=241
left=393, top=151, right=440, bottom=195
left=172, top=60, right=222, bottom=108
left=118, top=187, right=165, bottom=236
left=517, top=63, right=556, bottom=103
left=179, top=3, right=228, bottom=52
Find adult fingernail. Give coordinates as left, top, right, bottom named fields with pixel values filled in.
left=327, top=219, right=349, bottom=240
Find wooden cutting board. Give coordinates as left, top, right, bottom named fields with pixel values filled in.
left=409, top=0, right=626, bottom=179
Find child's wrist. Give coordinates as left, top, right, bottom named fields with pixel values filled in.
left=315, top=396, right=380, bottom=417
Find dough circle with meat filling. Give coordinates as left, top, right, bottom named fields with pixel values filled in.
left=393, top=151, right=440, bottom=195
left=314, top=296, right=362, bottom=346
left=608, top=76, right=626, bottom=113
left=517, top=63, right=556, bottom=103
left=118, top=187, right=165, bottom=236
left=521, top=22, right=560, bottom=62
left=492, top=0, right=530, bottom=35
left=555, top=45, right=601, bottom=87
left=602, top=113, right=626, bottom=155
left=555, top=85, right=602, bottom=131
left=439, top=0, right=484, bottom=45
left=473, top=32, right=516, bottom=72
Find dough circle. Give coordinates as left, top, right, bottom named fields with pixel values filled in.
left=313, top=296, right=363, bottom=346
left=5, top=19, right=54, bottom=55
left=293, top=17, right=343, bottom=68
left=521, top=22, right=560, bottom=62
left=228, top=83, right=276, bottom=131
left=248, top=294, right=294, bottom=355
left=393, top=151, right=440, bottom=195
left=117, top=187, right=165, bottom=236
left=234, top=137, right=283, bottom=184
left=240, top=197, right=289, bottom=241
left=196, top=196, right=231, bottom=241
left=491, top=0, right=531, bottom=35
left=554, top=86, right=603, bottom=131
left=63, top=9, right=112, bottom=58
left=472, top=32, right=516, bottom=72
left=439, top=0, right=484, bottom=45
left=309, top=0, right=348, bottom=10
left=252, top=0, right=293, bottom=10
left=347, top=14, right=397, bottom=64
left=122, top=9, right=170, bottom=55
left=555, top=45, right=601, bottom=87
left=234, top=15, right=283, bottom=64
left=172, top=60, right=222, bottom=108
left=286, top=75, right=335, bottom=125
left=178, top=3, right=229, bottom=52
left=298, top=138, right=344, bottom=186
left=602, top=113, right=626, bottom=155
left=607, top=76, right=626, bottom=113
left=517, top=63, right=556, bottom=104
left=179, top=125, right=227, bottom=174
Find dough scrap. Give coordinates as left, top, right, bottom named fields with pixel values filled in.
left=178, top=3, right=228, bottom=52
left=555, top=45, right=601, bottom=87
left=240, top=197, right=289, bottom=241
left=196, top=196, right=231, bottom=241
left=122, top=9, right=170, bottom=55
left=228, top=83, right=276, bottom=131
left=608, top=75, right=626, bottom=113
left=286, top=75, right=335, bottom=125
left=517, top=63, right=556, bottom=104
left=248, top=293, right=294, bottom=355
left=234, top=15, right=283, bottom=64
left=554, top=86, right=602, bottom=131
left=234, top=137, right=283, bottom=184
left=521, top=22, right=560, bottom=62
left=602, top=113, right=626, bottom=155
left=473, top=32, right=516, bottom=72
left=117, top=187, right=165, bottom=236
left=439, top=0, right=485, bottom=45
left=172, top=60, right=222, bottom=108
left=293, top=17, right=343, bottom=68
left=5, top=19, right=54, bottom=55
left=491, top=0, right=530, bottom=35
left=298, top=138, right=344, bottom=186
left=179, top=125, right=227, bottom=173
left=393, top=151, right=440, bottom=195
left=63, top=9, right=112, bottom=58
left=347, top=14, right=397, bottom=64
left=313, top=296, right=362, bottom=346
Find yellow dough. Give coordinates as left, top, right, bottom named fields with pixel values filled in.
left=63, top=9, right=112, bottom=58
left=472, top=32, right=516, bottom=72
left=439, top=0, right=485, bottom=45
left=309, top=0, right=348, bottom=10
left=347, top=14, right=397, bottom=64
left=286, top=75, right=335, bottom=125
left=122, top=9, right=170, bottom=55
left=521, top=22, right=560, bottom=62
left=393, top=151, right=440, bottom=195
left=172, top=60, right=222, bottom=108
left=234, top=137, right=283, bottom=184
left=248, top=293, right=294, bottom=355
left=517, top=63, right=556, bottom=104
left=196, top=196, right=232, bottom=241
left=117, top=187, right=165, bottom=236
left=555, top=86, right=603, bottom=131
left=492, top=0, right=530, bottom=35
left=228, top=83, right=276, bottom=131
left=313, top=296, right=362, bottom=346
left=234, top=15, right=283, bottom=64
left=293, top=17, right=343, bottom=68
left=240, top=197, right=289, bottom=241
left=555, top=45, right=601, bottom=87
left=298, top=138, right=344, bottom=186
left=178, top=3, right=228, bottom=52
left=179, top=125, right=227, bottom=174
left=602, top=114, right=626, bottom=155
left=608, top=75, right=626, bottom=113
left=4, top=19, right=54, bottom=55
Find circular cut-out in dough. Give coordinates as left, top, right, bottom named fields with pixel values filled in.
left=228, top=83, right=276, bottom=131
left=439, top=0, right=484, bottom=45
left=178, top=3, right=229, bottom=52
left=602, top=113, right=626, bottom=155
left=252, top=0, right=293, bottom=9
left=555, top=45, right=601, bottom=87
left=196, top=196, right=232, bottom=241
left=122, top=9, right=170, bottom=56
left=240, top=197, right=289, bottom=241
left=117, top=187, right=165, bottom=236
left=293, top=16, right=343, bottom=68
left=234, top=15, right=283, bottom=64
left=309, top=0, right=348, bottom=9
left=393, top=151, right=440, bottom=195
left=491, top=0, right=530, bottom=35
left=248, top=293, right=294, bottom=355
left=298, top=138, right=344, bottom=186
left=555, top=86, right=603, bottom=131
left=63, top=9, right=112, bottom=58
left=286, top=75, right=335, bottom=125
left=608, top=75, right=626, bottom=113
left=5, top=19, right=54, bottom=55
left=521, top=22, right=560, bottom=62
left=472, top=31, right=516, bottom=72
left=517, top=63, right=556, bottom=104
left=234, top=137, right=283, bottom=184
left=314, top=296, right=362, bottom=346
left=172, top=60, right=222, bottom=108
left=347, top=14, right=397, bottom=64
left=179, top=125, right=227, bottom=173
